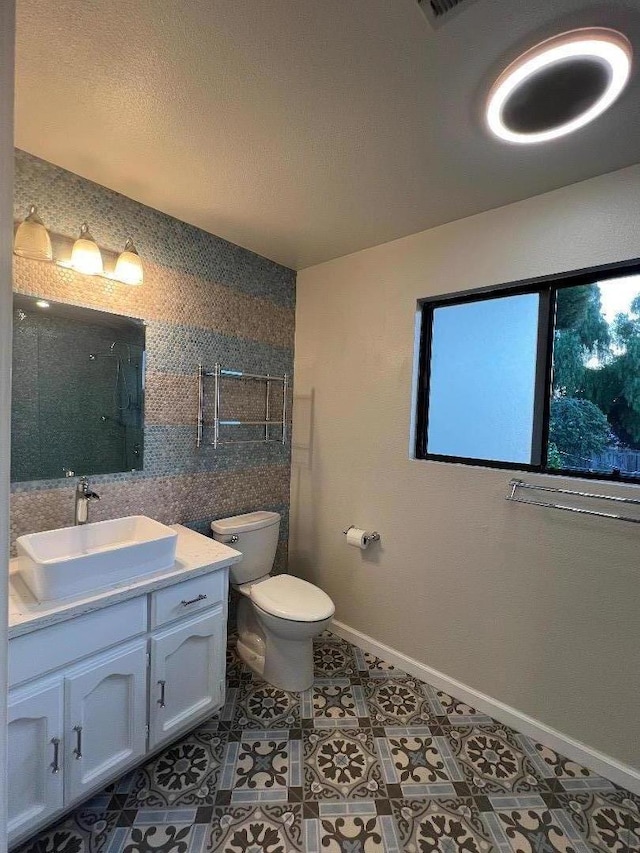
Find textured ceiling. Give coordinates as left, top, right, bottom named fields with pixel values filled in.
left=14, top=0, right=640, bottom=269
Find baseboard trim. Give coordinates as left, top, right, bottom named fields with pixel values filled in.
left=331, top=619, right=640, bottom=796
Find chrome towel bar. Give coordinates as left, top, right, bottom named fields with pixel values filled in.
left=196, top=363, right=288, bottom=449
left=201, top=368, right=286, bottom=383
left=506, top=478, right=640, bottom=525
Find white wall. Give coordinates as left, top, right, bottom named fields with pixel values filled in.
left=0, top=0, right=15, bottom=846
left=291, top=165, right=640, bottom=771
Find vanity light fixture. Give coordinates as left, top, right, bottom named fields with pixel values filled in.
left=114, top=238, right=144, bottom=285
left=35, top=299, right=50, bottom=309
left=70, top=223, right=104, bottom=276
left=15, top=205, right=145, bottom=285
left=486, top=28, right=632, bottom=144
left=13, top=205, right=53, bottom=261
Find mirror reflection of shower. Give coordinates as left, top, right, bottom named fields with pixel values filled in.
left=89, top=340, right=144, bottom=470
left=11, top=294, right=145, bottom=482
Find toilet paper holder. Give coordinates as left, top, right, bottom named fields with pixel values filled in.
left=343, top=525, right=380, bottom=544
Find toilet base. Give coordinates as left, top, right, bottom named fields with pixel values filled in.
left=236, top=634, right=314, bottom=692
left=263, top=635, right=314, bottom=693
left=236, top=636, right=265, bottom=680
left=235, top=592, right=332, bottom=694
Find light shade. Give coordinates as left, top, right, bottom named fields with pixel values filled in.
left=486, top=28, right=632, bottom=144
left=114, top=238, right=144, bottom=285
left=71, top=223, right=104, bottom=275
left=14, top=205, right=53, bottom=261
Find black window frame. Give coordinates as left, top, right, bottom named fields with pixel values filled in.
left=415, top=256, right=640, bottom=485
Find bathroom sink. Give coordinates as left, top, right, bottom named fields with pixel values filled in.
left=16, top=516, right=178, bottom=602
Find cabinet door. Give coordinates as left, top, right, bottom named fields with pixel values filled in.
left=65, top=640, right=147, bottom=804
left=8, top=680, right=64, bottom=842
left=149, top=608, right=225, bottom=749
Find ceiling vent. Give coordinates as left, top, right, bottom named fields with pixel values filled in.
left=417, top=0, right=478, bottom=28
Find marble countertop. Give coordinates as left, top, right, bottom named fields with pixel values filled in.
left=8, top=524, right=242, bottom=639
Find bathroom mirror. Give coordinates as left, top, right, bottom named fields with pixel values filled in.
left=11, top=295, right=145, bottom=482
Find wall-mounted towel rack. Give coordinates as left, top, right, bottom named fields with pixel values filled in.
left=506, top=478, right=640, bottom=525
left=197, top=363, right=288, bottom=449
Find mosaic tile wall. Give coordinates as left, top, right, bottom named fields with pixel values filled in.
left=11, top=149, right=295, bottom=567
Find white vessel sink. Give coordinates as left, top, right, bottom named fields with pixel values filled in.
left=16, top=516, right=178, bottom=602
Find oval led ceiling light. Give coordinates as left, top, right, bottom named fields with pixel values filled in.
left=486, top=28, right=632, bottom=144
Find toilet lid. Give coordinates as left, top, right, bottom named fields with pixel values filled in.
left=250, top=575, right=335, bottom=622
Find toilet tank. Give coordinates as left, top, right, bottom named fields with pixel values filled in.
left=211, top=511, right=280, bottom=585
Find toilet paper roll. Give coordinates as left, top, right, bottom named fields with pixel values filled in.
left=346, top=527, right=368, bottom=549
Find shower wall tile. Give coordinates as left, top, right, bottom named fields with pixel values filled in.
left=11, top=150, right=296, bottom=557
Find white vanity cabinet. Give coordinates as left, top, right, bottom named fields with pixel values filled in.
left=64, top=639, right=148, bottom=803
left=150, top=609, right=225, bottom=748
left=7, top=563, right=229, bottom=849
left=148, top=568, right=227, bottom=748
left=8, top=679, right=64, bottom=840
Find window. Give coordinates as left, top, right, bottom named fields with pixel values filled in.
left=415, top=260, right=640, bottom=483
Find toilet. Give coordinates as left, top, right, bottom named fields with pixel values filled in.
left=211, top=510, right=335, bottom=692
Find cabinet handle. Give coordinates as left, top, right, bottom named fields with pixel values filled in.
left=180, top=593, right=207, bottom=607
left=50, top=737, right=61, bottom=774
left=73, top=725, right=83, bottom=759
left=157, top=679, right=166, bottom=708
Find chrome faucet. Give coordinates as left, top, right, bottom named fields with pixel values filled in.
left=75, top=477, right=100, bottom=525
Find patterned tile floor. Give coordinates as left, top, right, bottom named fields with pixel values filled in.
left=17, top=631, right=639, bottom=853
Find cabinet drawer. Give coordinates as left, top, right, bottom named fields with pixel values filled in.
left=151, top=569, right=227, bottom=629
left=9, top=597, right=147, bottom=688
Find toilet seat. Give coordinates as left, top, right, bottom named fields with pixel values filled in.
left=249, top=574, right=335, bottom=622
